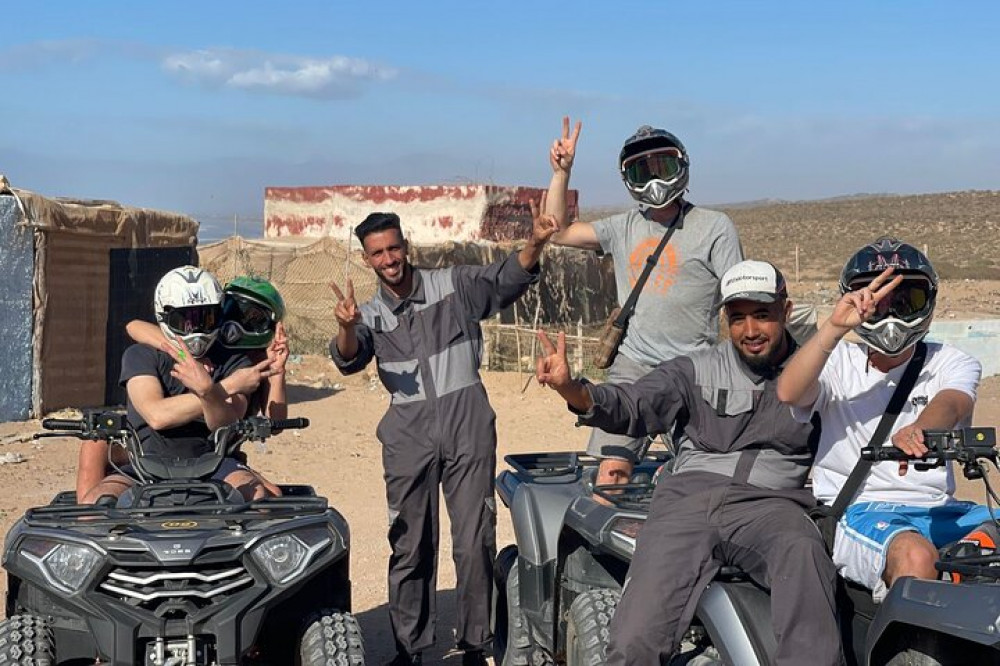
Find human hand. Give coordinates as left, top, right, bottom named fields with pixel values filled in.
left=224, top=358, right=276, bottom=396
left=161, top=339, right=216, bottom=398
left=528, top=196, right=559, bottom=247
left=890, top=423, right=930, bottom=476
left=536, top=329, right=572, bottom=391
left=829, top=267, right=904, bottom=333
left=549, top=116, right=582, bottom=174
left=267, top=322, right=289, bottom=376
left=329, top=279, right=362, bottom=329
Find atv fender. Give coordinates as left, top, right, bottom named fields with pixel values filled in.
left=697, top=578, right=775, bottom=666
left=866, top=577, right=1000, bottom=662
left=508, top=476, right=579, bottom=626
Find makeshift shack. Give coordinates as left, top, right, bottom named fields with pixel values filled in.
left=0, top=177, right=198, bottom=420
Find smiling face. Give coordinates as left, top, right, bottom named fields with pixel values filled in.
left=725, top=298, right=792, bottom=373
left=361, top=228, right=410, bottom=291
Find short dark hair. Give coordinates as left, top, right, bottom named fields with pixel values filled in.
left=356, top=212, right=402, bottom=244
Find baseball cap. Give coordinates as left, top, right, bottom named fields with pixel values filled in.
left=719, top=260, right=787, bottom=306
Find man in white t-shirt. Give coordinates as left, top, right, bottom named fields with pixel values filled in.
left=777, top=238, right=990, bottom=601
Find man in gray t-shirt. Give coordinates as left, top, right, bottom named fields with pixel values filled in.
left=544, top=117, right=743, bottom=486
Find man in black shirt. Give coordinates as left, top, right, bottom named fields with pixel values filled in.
left=82, top=266, right=275, bottom=503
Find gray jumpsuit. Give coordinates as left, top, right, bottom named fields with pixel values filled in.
left=331, top=252, right=538, bottom=655
left=576, top=338, right=844, bottom=666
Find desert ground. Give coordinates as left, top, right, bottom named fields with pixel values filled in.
left=1, top=279, right=1000, bottom=663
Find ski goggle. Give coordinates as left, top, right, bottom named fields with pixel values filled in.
left=160, top=305, right=222, bottom=335
left=223, top=292, right=276, bottom=336
left=621, top=148, right=686, bottom=188
left=849, top=277, right=933, bottom=322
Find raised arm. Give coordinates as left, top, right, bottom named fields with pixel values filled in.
left=126, top=320, right=168, bottom=348
left=328, top=279, right=375, bottom=374
left=778, top=267, right=903, bottom=408
left=545, top=116, right=601, bottom=251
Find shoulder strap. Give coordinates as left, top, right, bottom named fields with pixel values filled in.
left=613, top=203, right=691, bottom=328
left=829, top=341, right=928, bottom=520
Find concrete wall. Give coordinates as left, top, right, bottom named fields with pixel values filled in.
left=264, top=184, right=579, bottom=244
left=0, top=195, right=33, bottom=420
left=927, top=320, right=1000, bottom=378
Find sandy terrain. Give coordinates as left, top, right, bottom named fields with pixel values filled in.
left=1, top=276, right=999, bottom=663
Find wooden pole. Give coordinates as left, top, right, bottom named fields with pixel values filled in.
left=514, top=303, right=523, bottom=377
left=520, top=295, right=544, bottom=393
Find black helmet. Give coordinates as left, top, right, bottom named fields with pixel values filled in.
left=619, top=126, right=689, bottom=208
left=839, top=237, right=938, bottom=356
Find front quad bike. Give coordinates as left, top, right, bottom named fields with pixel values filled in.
left=493, top=428, right=1000, bottom=666
left=1, top=411, right=364, bottom=666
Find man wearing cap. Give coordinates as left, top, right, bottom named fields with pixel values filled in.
left=536, top=259, right=843, bottom=666
left=329, top=206, right=558, bottom=666
left=542, top=117, right=744, bottom=489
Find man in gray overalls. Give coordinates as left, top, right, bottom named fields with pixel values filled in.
left=330, top=207, right=557, bottom=666
left=537, top=260, right=844, bottom=666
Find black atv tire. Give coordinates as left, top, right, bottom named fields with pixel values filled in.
left=565, top=589, right=619, bottom=666
left=493, top=546, right=535, bottom=666
left=299, top=610, right=365, bottom=666
left=0, top=614, right=55, bottom=666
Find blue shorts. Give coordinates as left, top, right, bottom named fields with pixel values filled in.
left=834, top=500, right=997, bottom=600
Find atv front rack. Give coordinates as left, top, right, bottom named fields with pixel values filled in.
left=24, top=492, right=329, bottom=526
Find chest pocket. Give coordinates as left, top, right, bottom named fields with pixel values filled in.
left=701, top=385, right=756, bottom=417
left=424, top=297, right=468, bottom=351
left=369, top=312, right=414, bottom=361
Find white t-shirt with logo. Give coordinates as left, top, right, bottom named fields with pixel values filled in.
left=791, top=341, right=981, bottom=507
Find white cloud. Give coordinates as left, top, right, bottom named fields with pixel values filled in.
left=161, top=48, right=396, bottom=99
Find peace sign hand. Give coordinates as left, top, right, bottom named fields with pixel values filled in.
left=550, top=116, right=582, bottom=174
left=830, top=267, right=904, bottom=333
left=329, top=279, right=362, bottom=329
left=160, top=339, right=215, bottom=398
left=529, top=196, right=559, bottom=246
left=536, top=329, right=571, bottom=391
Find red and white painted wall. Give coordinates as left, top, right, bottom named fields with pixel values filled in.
left=264, top=185, right=579, bottom=244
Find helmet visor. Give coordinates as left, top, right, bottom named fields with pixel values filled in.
left=622, top=148, right=685, bottom=188
left=161, top=305, right=222, bottom=335
left=850, top=277, right=933, bottom=323
left=223, top=293, right=275, bottom=336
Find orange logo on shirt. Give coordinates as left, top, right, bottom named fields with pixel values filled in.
left=629, top=238, right=680, bottom=294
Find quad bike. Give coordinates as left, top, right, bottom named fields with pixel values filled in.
left=1, top=411, right=364, bottom=665
left=493, top=428, right=1000, bottom=665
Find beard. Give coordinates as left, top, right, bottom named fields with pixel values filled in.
left=735, top=338, right=786, bottom=376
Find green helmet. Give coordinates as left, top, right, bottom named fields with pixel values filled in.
left=220, top=276, right=286, bottom=349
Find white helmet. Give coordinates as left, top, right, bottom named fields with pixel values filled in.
left=154, top=266, right=224, bottom=358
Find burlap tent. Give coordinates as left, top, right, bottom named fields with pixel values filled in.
left=0, top=178, right=198, bottom=419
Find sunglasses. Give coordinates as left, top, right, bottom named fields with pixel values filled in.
left=223, top=293, right=276, bottom=336
left=160, top=305, right=222, bottom=335
left=850, top=277, right=933, bottom=322
left=622, top=148, right=685, bottom=188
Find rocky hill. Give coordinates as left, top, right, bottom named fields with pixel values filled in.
left=582, top=190, right=1000, bottom=280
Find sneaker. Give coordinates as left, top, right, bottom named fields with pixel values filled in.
left=385, top=652, right=422, bottom=666
left=461, top=649, right=488, bottom=666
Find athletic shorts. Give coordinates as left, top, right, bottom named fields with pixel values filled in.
left=834, top=500, right=997, bottom=601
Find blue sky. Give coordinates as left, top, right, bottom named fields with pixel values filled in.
left=2, top=1, right=999, bottom=239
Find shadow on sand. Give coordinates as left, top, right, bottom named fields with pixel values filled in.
left=355, top=588, right=492, bottom=665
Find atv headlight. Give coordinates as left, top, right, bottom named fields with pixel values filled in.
left=21, top=537, right=102, bottom=592
left=250, top=527, right=332, bottom=585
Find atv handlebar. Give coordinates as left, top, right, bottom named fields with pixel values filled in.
left=270, top=417, right=310, bottom=430
left=861, top=427, right=998, bottom=478
left=41, top=418, right=86, bottom=431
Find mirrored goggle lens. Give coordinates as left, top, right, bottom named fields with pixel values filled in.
left=623, top=150, right=684, bottom=187
left=851, top=279, right=932, bottom=322
left=225, top=294, right=274, bottom=335
left=163, top=305, right=221, bottom=334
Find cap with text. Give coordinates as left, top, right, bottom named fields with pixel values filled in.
left=719, top=260, right=787, bottom=305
